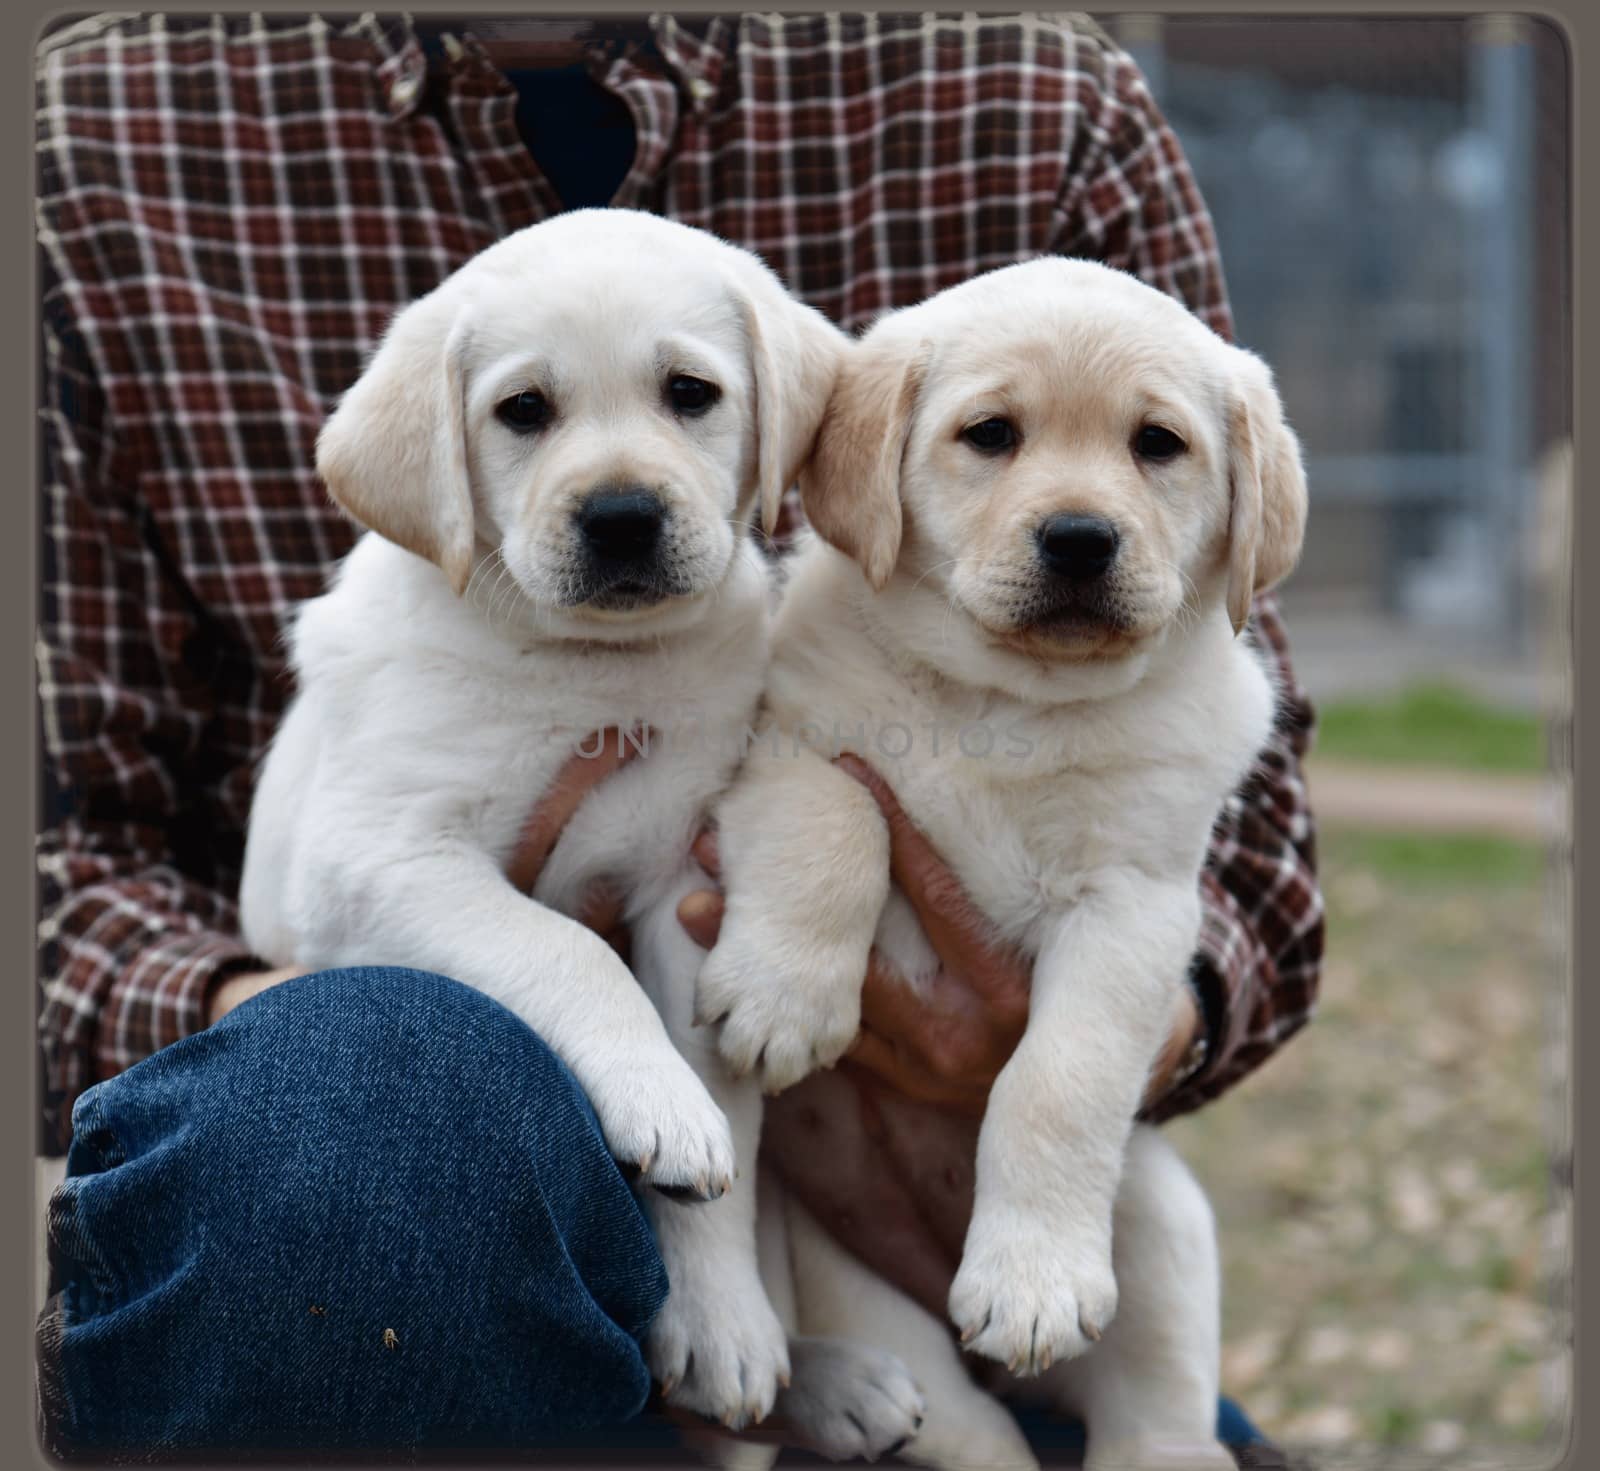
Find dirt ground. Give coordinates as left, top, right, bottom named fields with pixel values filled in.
left=1166, top=826, right=1571, bottom=1468
left=1305, top=761, right=1560, bottom=843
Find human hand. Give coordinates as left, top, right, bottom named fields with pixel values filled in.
left=210, top=728, right=647, bottom=1027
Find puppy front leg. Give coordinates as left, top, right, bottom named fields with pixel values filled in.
left=1044, top=1128, right=1233, bottom=1471
left=630, top=872, right=789, bottom=1432
left=696, top=744, right=891, bottom=1093
left=325, top=847, right=733, bottom=1198
left=949, top=872, right=1200, bottom=1376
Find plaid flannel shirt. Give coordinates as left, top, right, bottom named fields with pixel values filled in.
left=35, top=11, right=1323, bottom=1149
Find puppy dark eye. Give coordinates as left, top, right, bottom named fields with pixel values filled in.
left=1134, top=425, right=1186, bottom=461
left=667, top=376, right=720, bottom=416
left=962, top=417, right=1016, bottom=452
left=495, top=390, right=550, bottom=434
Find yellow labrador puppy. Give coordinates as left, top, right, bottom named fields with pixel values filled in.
left=699, top=258, right=1308, bottom=1469
left=240, top=210, right=925, bottom=1452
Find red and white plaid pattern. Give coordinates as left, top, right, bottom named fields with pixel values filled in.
left=35, top=11, right=1322, bottom=1148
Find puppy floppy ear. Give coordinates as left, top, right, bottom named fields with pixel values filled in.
left=1224, top=348, right=1308, bottom=634
left=315, top=290, right=476, bottom=595
left=734, top=279, right=849, bottom=538
left=801, top=335, right=928, bottom=590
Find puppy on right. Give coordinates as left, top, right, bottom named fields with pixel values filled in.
left=699, top=257, right=1308, bottom=1470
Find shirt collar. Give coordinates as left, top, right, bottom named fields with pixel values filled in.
left=360, top=12, right=734, bottom=121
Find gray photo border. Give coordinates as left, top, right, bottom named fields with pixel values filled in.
left=9, top=4, right=1584, bottom=1469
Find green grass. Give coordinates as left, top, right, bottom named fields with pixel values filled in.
left=1314, top=682, right=1545, bottom=774
left=1481, top=1252, right=1522, bottom=1294
left=1477, top=1144, right=1555, bottom=1202
left=1376, top=1404, right=1422, bottom=1445
left=1322, top=830, right=1547, bottom=889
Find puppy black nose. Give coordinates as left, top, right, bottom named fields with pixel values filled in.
left=577, top=487, right=665, bottom=564
left=1036, top=514, right=1120, bottom=581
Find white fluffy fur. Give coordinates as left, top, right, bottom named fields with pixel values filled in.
left=702, top=258, right=1307, bottom=1469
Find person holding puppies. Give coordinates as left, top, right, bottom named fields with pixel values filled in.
left=36, top=12, right=1322, bottom=1460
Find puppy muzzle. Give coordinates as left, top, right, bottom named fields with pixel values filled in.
left=1014, top=513, right=1133, bottom=635
left=567, top=485, right=695, bottom=610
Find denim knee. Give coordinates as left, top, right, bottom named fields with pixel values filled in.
left=44, top=966, right=669, bottom=1454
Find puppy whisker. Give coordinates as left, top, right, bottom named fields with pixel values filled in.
left=482, top=552, right=520, bottom=629
left=909, top=557, right=964, bottom=596
left=938, top=583, right=967, bottom=650
left=465, top=550, right=516, bottom=631
left=462, top=553, right=499, bottom=612
left=1144, top=555, right=1203, bottom=634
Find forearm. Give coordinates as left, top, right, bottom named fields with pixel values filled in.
left=38, top=823, right=262, bottom=1148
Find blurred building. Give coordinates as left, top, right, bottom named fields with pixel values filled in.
left=1101, top=15, right=1570, bottom=675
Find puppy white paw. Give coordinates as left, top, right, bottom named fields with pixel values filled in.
left=647, top=1271, right=791, bottom=1430
left=696, top=931, right=861, bottom=1093
left=588, top=1051, right=735, bottom=1202
left=774, top=1336, right=925, bottom=1462
left=949, top=1212, right=1118, bottom=1377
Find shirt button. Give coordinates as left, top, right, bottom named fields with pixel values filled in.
left=689, top=77, right=715, bottom=105
left=390, top=71, right=422, bottom=112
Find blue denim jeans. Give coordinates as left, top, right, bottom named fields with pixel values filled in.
left=40, top=967, right=668, bottom=1457
left=38, top=967, right=1266, bottom=1462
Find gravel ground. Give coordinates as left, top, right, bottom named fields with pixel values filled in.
left=1166, top=828, right=1571, bottom=1469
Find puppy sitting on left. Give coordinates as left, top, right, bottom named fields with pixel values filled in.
left=239, top=210, right=848, bottom=1430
